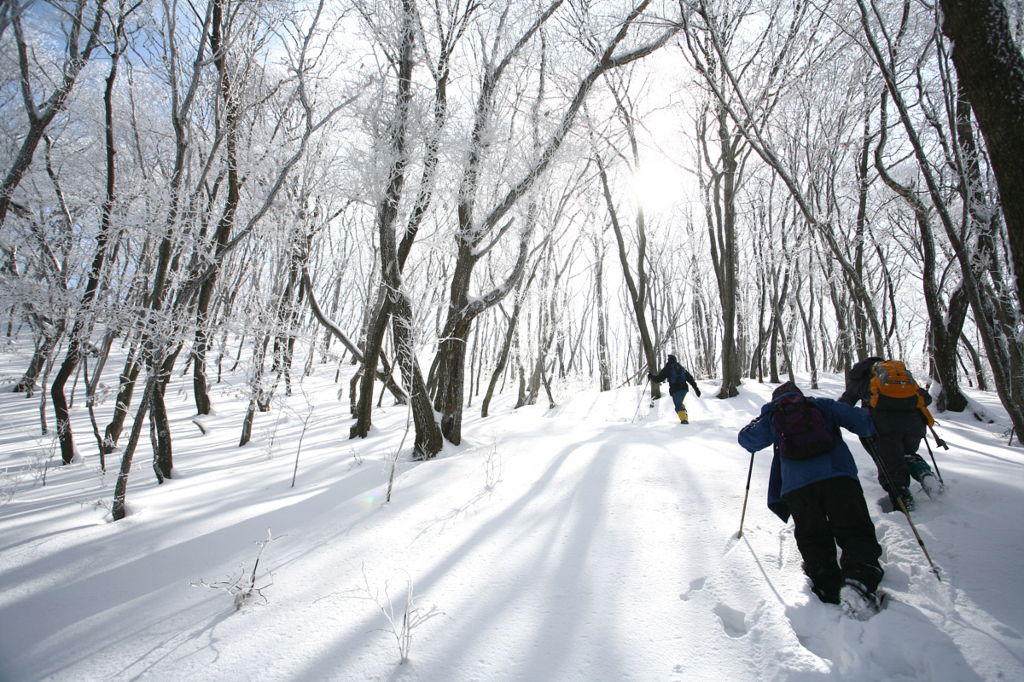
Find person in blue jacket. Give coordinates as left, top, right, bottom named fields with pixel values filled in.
left=649, top=355, right=701, bottom=423
left=738, top=381, right=883, bottom=609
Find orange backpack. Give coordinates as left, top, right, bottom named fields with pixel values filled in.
left=869, top=360, right=934, bottom=426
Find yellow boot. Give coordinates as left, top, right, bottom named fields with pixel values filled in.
left=677, top=408, right=688, bottom=424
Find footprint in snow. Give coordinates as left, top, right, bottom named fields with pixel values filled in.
left=714, top=603, right=749, bottom=638
left=679, top=576, right=707, bottom=601
left=994, top=624, right=1022, bottom=639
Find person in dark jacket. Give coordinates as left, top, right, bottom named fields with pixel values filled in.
left=839, top=357, right=941, bottom=512
left=649, top=354, right=701, bottom=423
left=738, top=381, right=883, bottom=611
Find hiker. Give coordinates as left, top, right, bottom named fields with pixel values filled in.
left=839, top=357, right=941, bottom=512
left=649, top=354, right=701, bottom=423
left=738, top=381, right=884, bottom=614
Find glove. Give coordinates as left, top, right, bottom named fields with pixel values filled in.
left=695, top=388, right=701, bottom=397
left=648, top=373, right=656, bottom=381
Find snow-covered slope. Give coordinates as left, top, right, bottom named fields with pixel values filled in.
left=0, top=348, right=1021, bottom=681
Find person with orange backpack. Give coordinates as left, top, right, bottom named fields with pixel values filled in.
left=839, top=357, right=942, bottom=512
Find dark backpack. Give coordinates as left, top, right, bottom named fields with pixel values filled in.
left=771, top=394, right=836, bottom=460
left=667, top=363, right=686, bottom=385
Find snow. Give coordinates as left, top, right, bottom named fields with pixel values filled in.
left=1, top=349, right=1022, bottom=682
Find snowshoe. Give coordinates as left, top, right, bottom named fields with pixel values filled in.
left=920, top=473, right=944, bottom=500
left=840, top=580, right=887, bottom=621
left=888, top=488, right=915, bottom=513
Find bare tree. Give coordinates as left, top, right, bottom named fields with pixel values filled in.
left=940, top=0, right=1024, bottom=315
left=856, top=0, right=1024, bottom=442
left=50, top=0, right=139, bottom=465
left=0, top=0, right=107, bottom=234
left=431, top=0, right=679, bottom=444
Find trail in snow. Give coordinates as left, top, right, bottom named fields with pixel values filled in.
left=0, top=347, right=1021, bottom=682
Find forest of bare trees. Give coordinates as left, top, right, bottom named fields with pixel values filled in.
left=2, top=0, right=1022, bottom=519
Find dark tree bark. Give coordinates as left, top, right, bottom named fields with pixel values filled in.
left=102, top=338, right=142, bottom=454
left=51, top=3, right=134, bottom=464
left=696, top=102, right=745, bottom=398
left=858, top=0, right=1024, bottom=443
left=302, top=269, right=407, bottom=401
left=354, top=0, right=442, bottom=458
left=349, top=0, right=470, bottom=438
left=482, top=260, right=539, bottom=417
left=593, top=234, right=612, bottom=392
left=193, top=0, right=241, bottom=416
left=875, top=91, right=969, bottom=412
left=940, top=0, right=1024, bottom=315
left=13, top=319, right=64, bottom=395
left=794, top=260, right=818, bottom=390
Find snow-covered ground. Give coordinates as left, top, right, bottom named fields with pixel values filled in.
left=1, top=344, right=1022, bottom=682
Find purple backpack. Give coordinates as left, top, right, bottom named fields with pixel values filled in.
left=771, top=394, right=835, bottom=460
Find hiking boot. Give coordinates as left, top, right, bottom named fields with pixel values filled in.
left=920, top=473, right=944, bottom=500
left=813, top=585, right=841, bottom=605
left=840, top=579, right=885, bottom=620
left=889, top=487, right=915, bottom=512
left=677, top=410, right=688, bottom=424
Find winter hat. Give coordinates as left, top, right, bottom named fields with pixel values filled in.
left=667, top=354, right=677, bottom=363
left=772, top=381, right=803, bottom=401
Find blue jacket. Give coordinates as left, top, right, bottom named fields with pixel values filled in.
left=738, top=394, right=876, bottom=522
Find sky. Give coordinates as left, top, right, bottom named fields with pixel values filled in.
left=0, top=342, right=1022, bottom=681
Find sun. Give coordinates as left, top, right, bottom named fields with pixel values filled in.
left=631, top=158, right=692, bottom=216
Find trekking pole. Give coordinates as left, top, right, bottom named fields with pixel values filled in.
left=616, top=368, right=647, bottom=390
left=631, top=377, right=651, bottom=424
left=865, top=440, right=942, bottom=582
left=737, top=450, right=755, bottom=539
left=922, top=436, right=945, bottom=487
left=929, top=425, right=949, bottom=451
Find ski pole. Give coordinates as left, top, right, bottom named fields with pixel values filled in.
left=922, top=436, right=945, bottom=486
left=865, top=440, right=942, bottom=582
left=631, top=377, right=650, bottom=424
left=737, top=450, right=755, bottom=539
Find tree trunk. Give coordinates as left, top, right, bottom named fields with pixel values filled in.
left=102, top=340, right=142, bottom=454
left=940, top=0, right=1024, bottom=315
left=194, top=0, right=242, bottom=416
left=482, top=303, right=521, bottom=418
left=14, top=320, right=64, bottom=395
left=51, top=13, right=128, bottom=463
left=875, top=91, right=969, bottom=412
left=596, top=152, right=661, bottom=400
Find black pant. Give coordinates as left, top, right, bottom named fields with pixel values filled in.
left=867, top=431, right=922, bottom=492
left=785, top=476, right=883, bottom=603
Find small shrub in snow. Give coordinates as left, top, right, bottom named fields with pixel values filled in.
left=3, top=433, right=60, bottom=502
left=360, top=564, right=444, bottom=664
left=191, top=529, right=282, bottom=610
left=290, top=404, right=317, bottom=487
left=483, top=430, right=503, bottom=488
left=74, top=497, right=111, bottom=512
left=385, top=442, right=401, bottom=503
